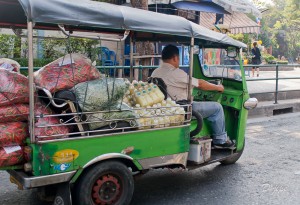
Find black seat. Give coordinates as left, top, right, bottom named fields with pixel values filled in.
left=37, top=88, right=137, bottom=136
left=148, top=77, right=168, bottom=100
left=147, top=78, right=201, bottom=137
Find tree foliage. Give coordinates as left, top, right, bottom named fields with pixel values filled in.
left=255, top=0, right=300, bottom=60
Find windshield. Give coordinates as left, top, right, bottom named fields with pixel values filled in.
left=199, top=48, right=242, bottom=81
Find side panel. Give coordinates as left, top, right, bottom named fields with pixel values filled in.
left=31, top=126, right=190, bottom=176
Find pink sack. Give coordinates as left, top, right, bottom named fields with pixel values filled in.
left=34, top=101, right=69, bottom=141
left=0, top=69, right=29, bottom=106
left=0, top=122, right=29, bottom=147
left=34, top=53, right=101, bottom=93
left=0, top=104, right=29, bottom=122
left=0, top=146, right=24, bottom=167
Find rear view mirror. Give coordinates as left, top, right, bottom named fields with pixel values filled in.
left=226, top=47, right=237, bottom=58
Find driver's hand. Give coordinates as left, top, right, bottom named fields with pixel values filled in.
left=217, top=84, right=224, bottom=92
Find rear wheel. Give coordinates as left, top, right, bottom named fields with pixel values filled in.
left=75, top=160, right=134, bottom=205
left=220, top=139, right=245, bottom=165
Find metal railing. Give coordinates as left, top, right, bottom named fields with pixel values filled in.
left=20, top=63, right=300, bottom=104
left=245, top=64, right=300, bottom=104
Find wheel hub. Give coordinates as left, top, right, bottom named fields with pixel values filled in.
left=92, top=174, right=121, bottom=205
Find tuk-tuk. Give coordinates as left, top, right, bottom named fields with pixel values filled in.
left=0, top=0, right=257, bottom=204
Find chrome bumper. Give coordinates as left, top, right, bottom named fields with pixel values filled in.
left=7, top=170, right=76, bottom=189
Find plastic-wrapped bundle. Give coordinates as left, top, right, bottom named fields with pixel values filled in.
left=73, top=78, right=137, bottom=130
left=0, top=146, right=24, bottom=167
left=73, top=78, right=130, bottom=111
left=0, top=58, right=21, bottom=73
left=34, top=102, right=69, bottom=141
left=0, top=68, right=29, bottom=106
left=0, top=104, right=29, bottom=122
left=86, top=103, right=138, bottom=130
left=0, top=122, right=28, bottom=147
left=34, top=53, right=101, bottom=93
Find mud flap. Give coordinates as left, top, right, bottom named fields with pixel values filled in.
left=53, top=182, right=72, bottom=205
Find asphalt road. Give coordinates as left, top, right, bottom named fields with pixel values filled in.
left=1, top=113, right=300, bottom=205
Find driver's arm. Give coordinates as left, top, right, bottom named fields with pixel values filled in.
left=197, top=79, right=224, bottom=92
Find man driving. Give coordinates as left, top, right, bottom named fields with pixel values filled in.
left=151, top=44, right=235, bottom=148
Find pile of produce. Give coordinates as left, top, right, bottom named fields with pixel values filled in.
left=0, top=69, right=29, bottom=167
left=0, top=53, right=90, bottom=166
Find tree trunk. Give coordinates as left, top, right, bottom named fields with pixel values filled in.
left=130, top=0, right=155, bottom=81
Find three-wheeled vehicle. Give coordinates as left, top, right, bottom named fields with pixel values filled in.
left=0, top=0, right=257, bottom=204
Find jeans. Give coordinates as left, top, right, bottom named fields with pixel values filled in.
left=192, top=101, right=227, bottom=144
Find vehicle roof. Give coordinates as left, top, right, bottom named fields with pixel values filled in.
left=0, top=0, right=246, bottom=48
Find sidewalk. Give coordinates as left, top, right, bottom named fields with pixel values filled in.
left=246, top=66, right=300, bottom=118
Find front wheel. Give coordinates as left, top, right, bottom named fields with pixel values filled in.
left=220, top=139, right=245, bottom=165
left=74, top=160, right=134, bottom=205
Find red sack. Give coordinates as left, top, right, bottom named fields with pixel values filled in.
left=0, top=68, right=29, bottom=106
left=0, top=122, right=28, bottom=147
left=35, top=102, right=69, bottom=141
left=0, top=146, right=24, bottom=167
left=0, top=104, right=29, bottom=122
left=34, top=53, right=101, bottom=93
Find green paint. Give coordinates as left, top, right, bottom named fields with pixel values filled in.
left=31, top=126, right=190, bottom=176
left=192, top=53, right=250, bottom=151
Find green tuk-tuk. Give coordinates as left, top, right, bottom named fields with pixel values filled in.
left=0, top=0, right=257, bottom=204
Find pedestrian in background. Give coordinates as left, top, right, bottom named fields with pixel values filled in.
left=251, top=42, right=261, bottom=77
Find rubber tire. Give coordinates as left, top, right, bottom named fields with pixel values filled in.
left=220, top=139, right=245, bottom=165
left=190, top=110, right=203, bottom=137
left=74, top=160, right=134, bottom=205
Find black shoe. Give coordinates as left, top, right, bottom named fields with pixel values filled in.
left=213, top=140, right=236, bottom=149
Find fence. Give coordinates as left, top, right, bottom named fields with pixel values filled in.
left=20, top=63, right=300, bottom=104
left=244, top=64, right=300, bottom=104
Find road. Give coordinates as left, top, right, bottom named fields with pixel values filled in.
left=1, top=113, right=300, bottom=205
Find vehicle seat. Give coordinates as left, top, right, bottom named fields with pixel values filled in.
left=147, top=77, right=168, bottom=100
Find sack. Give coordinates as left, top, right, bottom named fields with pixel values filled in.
left=34, top=53, right=101, bottom=93
left=86, top=103, right=137, bottom=130
left=73, top=78, right=130, bottom=111
left=0, top=146, right=24, bottom=167
left=0, top=104, right=29, bottom=122
left=73, top=78, right=137, bottom=130
left=0, top=58, right=21, bottom=73
left=0, top=122, right=28, bottom=147
left=0, top=68, right=29, bottom=106
left=34, top=101, right=69, bottom=141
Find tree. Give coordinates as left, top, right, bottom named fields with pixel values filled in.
left=253, top=0, right=300, bottom=60
left=0, top=34, right=18, bottom=58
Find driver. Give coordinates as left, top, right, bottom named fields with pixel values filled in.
left=151, top=44, right=235, bottom=148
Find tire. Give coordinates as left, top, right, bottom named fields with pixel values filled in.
left=74, top=160, right=134, bottom=205
left=190, top=110, right=203, bottom=137
left=220, top=139, right=245, bottom=165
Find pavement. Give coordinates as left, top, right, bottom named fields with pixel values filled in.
left=246, top=66, right=300, bottom=118
left=1, top=112, right=300, bottom=205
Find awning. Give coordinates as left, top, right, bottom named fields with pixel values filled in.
left=212, top=0, right=262, bottom=18
left=200, top=12, right=260, bottom=34
left=0, top=0, right=246, bottom=48
left=172, top=1, right=230, bottom=14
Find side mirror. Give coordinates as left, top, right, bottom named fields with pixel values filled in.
left=226, top=47, right=237, bottom=58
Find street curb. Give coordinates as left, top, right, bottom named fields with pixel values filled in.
left=247, top=112, right=300, bottom=125
left=250, top=90, right=300, bottom=102
left=248, top=99, right=300, bottom=118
